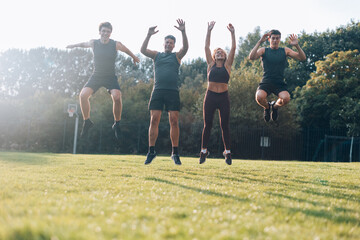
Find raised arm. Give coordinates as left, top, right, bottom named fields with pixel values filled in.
left=285, top=34, right=306, bottom=61
left=140, top=26, right=159, bottom=59
left=175, top=19, right=189, bottom=61
left=225, top=23, right=236, bottom=70
left=116, top=41, right=140, bottom=65
left=248, top=33, right=270, bottom=60
left=66, top=40, right=94, bottom=49
left=205, top=21, right=215, bottom=65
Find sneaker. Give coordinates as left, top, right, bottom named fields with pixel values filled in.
left=171, top=154, right=182, bottom=165
left=80, top=119, right=94, bottom=138
left=263, top=103, right=271, bottom=122
left=145, top=151, right=157, bottom=165
left=112, top=122, right=121, bottom=140
left=199, top=151, right=209, bottom=164
left=223, top=152, right=232, bottom=165
left=270, top=101, right=278, bottom=121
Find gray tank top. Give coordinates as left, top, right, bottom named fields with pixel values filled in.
left=153, top=52, right=180, bottom=90
left=93, top=39, right=117, bottom=76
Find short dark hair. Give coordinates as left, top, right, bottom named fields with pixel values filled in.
left=165, top=35, right=176, bottom=43
left=270, top=29, right=281, bottom=37
left=99, top=22, right=112, bottom=32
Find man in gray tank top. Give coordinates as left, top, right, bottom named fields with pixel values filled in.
left=67, top=22, right=139, bottom=140
left=249, top=30, right=306, bottom=122
left=141, top=19, right=189, bottom=165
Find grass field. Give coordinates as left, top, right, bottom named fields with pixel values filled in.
left=0, top=152, right=359, bottom=240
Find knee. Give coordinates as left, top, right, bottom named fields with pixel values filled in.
left=112, top=91, right=122, bottom=102
left=150, top=115, right=160, bottom=126
left=169, top=117, right=179, bottom=128
left=79, top=90, right=90, bottom=101
left=255, top=91, right=266, bottom=103
left=204, top=119, right=213, bottom=129
left=279, top=94, right=290, bottom=105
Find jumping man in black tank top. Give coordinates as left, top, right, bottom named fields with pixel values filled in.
left=199, top=21, right=236, bottom=165
left=249, top=30, right=306, bottom=122
left=141, top=19, right=189, bottom=165
left=66, top=22, right=139, bottom=140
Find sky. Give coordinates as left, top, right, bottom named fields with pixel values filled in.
left=0, top=0, right=359, bottom=61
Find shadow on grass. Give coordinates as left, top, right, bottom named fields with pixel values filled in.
left=145, top=177, right=249, bottom=202
left=289, top=178, right=360, bottom=191
left=0, top=152, right=49, bottom=165
left=265, top=191, right=356, bottom=214
left=286, top=206, right=360, bottom=225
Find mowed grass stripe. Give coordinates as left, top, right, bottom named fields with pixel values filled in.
left=0, top=152, right=359, bottom=240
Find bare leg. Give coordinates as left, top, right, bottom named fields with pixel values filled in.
left=149, top=110, right=162, bottom=146
left=274, top=91, right=290, bottom=109
left=79, top=87, right=94, bottom=120
left=255, top=89, right=269, bottom=109
left=110, top=89, right=122, bottom=121
left=168, top=111, right=179, bottom=147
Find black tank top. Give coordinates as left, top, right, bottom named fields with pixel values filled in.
left=261, top=47, right=287, bottom=84
left=93, top=39, right=117, bottom=76
left=208, top=64, right=229, bottom=84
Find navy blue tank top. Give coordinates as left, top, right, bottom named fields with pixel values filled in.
left=93, top=39, right=117, bottom=76
left=208, top=64, right=230, bottom=84
left=261, top=47, right=287, bottom=84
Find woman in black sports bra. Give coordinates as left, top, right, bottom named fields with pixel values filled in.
left=199, top=21, right=236, bottom=165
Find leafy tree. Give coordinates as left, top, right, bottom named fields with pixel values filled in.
left=294, top=49, right=360, bottom=136
left=285, top=20, right=360, bottom=92
left=234, top=26, right=264, bottom=68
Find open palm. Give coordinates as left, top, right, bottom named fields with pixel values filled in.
left=289, top=34, right=299, bottom=46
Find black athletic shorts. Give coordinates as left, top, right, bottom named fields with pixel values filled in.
left=148, top=89, right=180, bottom=111
left=257, top=82, right=288, bottom=96
left=84, top=74, right=120, bottom=93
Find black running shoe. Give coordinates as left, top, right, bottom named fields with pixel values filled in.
left=199, top=151, right=209, bottom=164
left=223, top=152, right=232, bottom=165
left=264, top=104, right=271, bottom=122
left=80, top=119, right=94, bottom=138
left=270, top=101, right=278, bottom=121
left=145, top=151, right=157, bottom=165
left=112, top=122, right=121, bottom=140
left=171, top=154, right=182, bottom=165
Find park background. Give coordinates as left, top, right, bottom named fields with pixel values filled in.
left=0, top=19, right=359, bottom=161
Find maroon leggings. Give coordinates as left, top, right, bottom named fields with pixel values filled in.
left=201, top=90, right=231, bottom=150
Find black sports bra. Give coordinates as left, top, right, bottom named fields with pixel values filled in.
left=208, top=64, right=230, bottom=84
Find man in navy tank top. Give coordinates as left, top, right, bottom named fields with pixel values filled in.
left=248, top=30, right=306, bottom=122
left=67, top=22, right=139, bottom=140
left=141, top=19, right=188, bottom=165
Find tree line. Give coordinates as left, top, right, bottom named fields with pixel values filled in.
left=0, top=21, right=359, bottom=155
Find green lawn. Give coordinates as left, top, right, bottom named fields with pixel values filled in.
left=0, top=152, right=359, bottom=240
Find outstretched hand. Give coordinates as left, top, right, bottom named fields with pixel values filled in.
left=227, top=23, right=235, bottom=34
left=208, top=21, right=215, bottom=31
left=288, top=34, right=299, bottom=46
left=260, top=32, right=271, bottom=43
left=147, top=26, right=159, bottom=36
left=174, top=19, right=186, bottom=32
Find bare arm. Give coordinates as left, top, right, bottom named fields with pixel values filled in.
left=66, top=40, right=94, bottom=49
left=225, top=23, right=236, bottom=71
left=205, top=21, right=215, bottom=65
left=248, top=33, right=270, bottom=60
left=175, top=19, right=189, bottom=61
left=285, top=34, right=306, bottom=61
left=116, top=41, right=140, bottom=65
left=140, top=26, right=159, bottom=59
